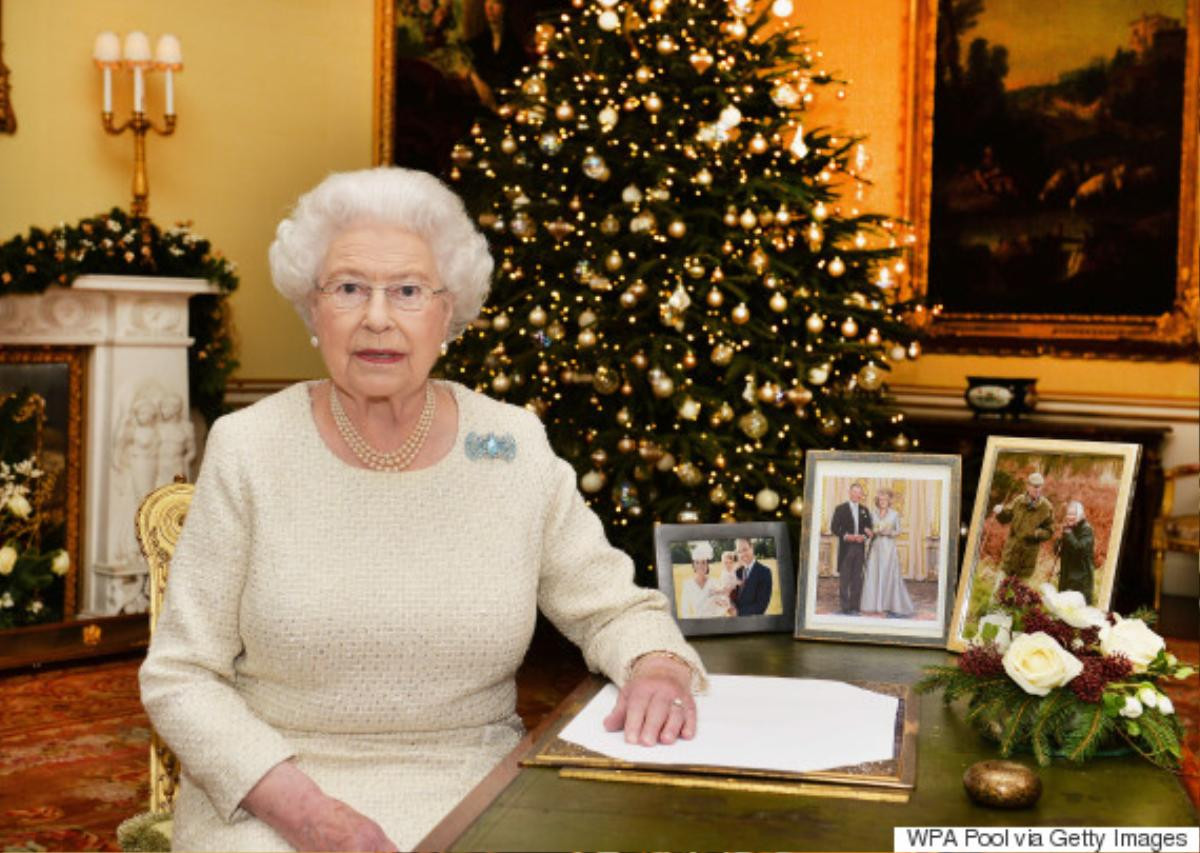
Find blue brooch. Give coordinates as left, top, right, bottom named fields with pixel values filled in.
left=465, top=431, right=517, bottom=462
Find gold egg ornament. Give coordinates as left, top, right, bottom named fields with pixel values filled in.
left=731, top=303, right=751, bottom=325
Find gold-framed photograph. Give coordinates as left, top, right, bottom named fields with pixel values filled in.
left=905, top=0, right=1198, bottom=357
left=795, top=451, right=962, bottom=648
left=948, top=436, right=1141, bottom=652
left=653, top=521, right=795, bottom=637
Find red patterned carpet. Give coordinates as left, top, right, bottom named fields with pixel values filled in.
left=0, top=630, right=1195, bottom=850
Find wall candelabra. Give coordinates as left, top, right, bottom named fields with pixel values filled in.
left=93, top=31, right=183, bottom=218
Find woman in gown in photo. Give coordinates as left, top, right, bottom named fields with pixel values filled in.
left=678, top=542, right=731, bottom=619
left=859, top=489, right=915, bottom=618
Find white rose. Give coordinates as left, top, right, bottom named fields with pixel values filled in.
left=1159, top=696, right=1175, bottom=715
left=1002, top=632, right=1084, bottom=696
left=1137, top=686, right=1159, bottom=709
left=0, top=544, right=16, bottom=576
left=6, top=494, right=31, bottom=518
left=50, top=550, right=70, bottom=576
left=1039, top=584, right=1107, bottom=629
left=1099, top=617, right=1165, bottom=673
left=973, top=612, right=1013, bottom=653
left=1120, top=695, right=1144, bottom=718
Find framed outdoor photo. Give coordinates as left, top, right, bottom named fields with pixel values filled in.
left=795, top=452, right=961, bottom=648
left=905, top=0, right=1199, bottom=356
left=654, top=521, right=795, bottom=637
left=948, top=437, right=1141, bottom=652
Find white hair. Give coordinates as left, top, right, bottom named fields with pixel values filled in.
left=268, top=167, right=494, bottom=338
left=1066, top=500, right=1086, bottom=521
left=689, top=541, right=714, bottom=562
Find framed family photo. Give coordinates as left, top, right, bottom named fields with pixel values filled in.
left=795, top=452, right=961, bottom=648
left=654, top=521, right=794, bottom=637
left=948, top=437, right=1141, bottom=651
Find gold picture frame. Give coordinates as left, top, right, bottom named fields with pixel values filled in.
left=0, top=0, right=16, bottom=134
left=905, top=0, right=1198, bottom=357
left=948, top=436, right=1141, bottom=652
left=0, top=346, right=85, bottom=620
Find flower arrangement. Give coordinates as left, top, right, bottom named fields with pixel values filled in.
left=917, top=577, right=1196, bottom=768
left=0, top=391, right=70, bottom=629
left=0, top=208, right=238, bottom=424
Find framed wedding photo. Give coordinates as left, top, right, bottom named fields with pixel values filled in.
left=947, top=437, right=1141, bottom=652
left=795, top=451, right=961, bottom=648
left=654, top=521, right=794, bottom=637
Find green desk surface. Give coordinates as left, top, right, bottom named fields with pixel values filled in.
left=420, top=636, right=1197, bottom=851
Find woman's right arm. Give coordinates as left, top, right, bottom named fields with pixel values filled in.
left=137, top=420, right=394, bottom=849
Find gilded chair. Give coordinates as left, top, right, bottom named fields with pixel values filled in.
left=1151, top=463, right=1200, bottom=611
left=118, top=479, right=193, bottom=851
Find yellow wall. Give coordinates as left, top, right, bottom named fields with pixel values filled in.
left=1, top=0, right=1196, bottom=400
left=0, top=0, right=372, bottom=380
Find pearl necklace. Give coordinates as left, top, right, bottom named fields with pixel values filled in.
left=329, top=382, right=435, bottom=472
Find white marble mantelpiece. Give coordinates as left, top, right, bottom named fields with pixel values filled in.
left=0, top=275, right=217, bottom=617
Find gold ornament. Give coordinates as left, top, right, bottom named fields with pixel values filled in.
left=649, top=0, right=669, bottom=15
left=689, top=49, right=714, bottom=73
left=656, top=452, right=676, bottom=472
left=711, top=342, right=734, bottom=365
left=678, top=396, right=701, bottom=420
left=739, top=208, right=757, bottom=230
left=757, top=382, right=779, bottom=404
left=696, top=167, right=713, bottom=186
left=676, top=505, right=700, bottom=523
left=749, top=248, right=769, bottom=274
left=807, top=363, right=830, bottom=385
left=806, top=222, right=823, bottom=249
left=711, top=267, right=725, bottom=283
left=866, top=328, right=882, bottom=346
left=605, top=250, right=624, bottom=271
left=631, top=351, right=649, bottom=369
left=578, top=328, right=598, bottom=348
left=857, top=363, right=883, bottom=391
left=892, top=432, right=911, bottom=450
left=500, top=136, right=518, bottom=154
left=828, top=256, right=846, bottom=277
left=621, top=382, right=634, bottom=395
left=645, top=93, right=663, bottom=113
left=492, top=372, right=512, bottom=393
left=888, top=343, right=907, bottom=361
left=618, top=436, right=637, bottom=453
left=652, top=374, right=675, bottom=398
left=710, top=484, right=728, bottom=504
left=580, top=470, right=606, bottom=493
left=731, top=303, right=750, bottom=324
left=529, top=305, right=548, bottom=327
left=619, top=290, right=638, bottom=308
left=593, top=366, right=620, bottom=394
left=724, top=19, right=748, bottom=40
left=656, top=35, right=677, bottom=54
left=635, top=65, right=654, bottom=84
left=769, top=292, right=788, bottom=313
left=677, top=462, right=703, bottom=487
left=819, top=414, right=841, bottom=436
left=805, top=313, right=825, bottom=334
left=717, top=402, right=734, bottom=422
left=547, top=321, right=565, bottom=341
left=789, top=496, right=805, bottom=517
left=555, top=102, right=575, bottom=121
left=908, top=341, right=922, bottom=359
left=724, top=207, right=739, bottom=228
left=749, top=134, right=768, bottom=154
left=776, top=205, right=792, bottom=225
left=600, top=214, right=621, bottom=235
left=841, top=317, right=859, bottom=338
left=682, top=350, right=698, bottom=369
left=521, top=77, right=546, bottom=97
left=492, top=313, right=510, bottom=331
left=758, top=209, right=775, bottom=227
left=786, top=386, right=813, bottom=407
left=738, top=410, right=769, bottom=440
left=755, top=488, right=780, bottom=511
left=591, top=448, right=609, bottom=466
left=668, top=220, right=687, bottom=239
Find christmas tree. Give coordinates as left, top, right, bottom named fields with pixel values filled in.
left=443, top=0, right=922, bottom=582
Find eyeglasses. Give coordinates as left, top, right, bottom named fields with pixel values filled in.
left=316, top=280, right=448, bottom=312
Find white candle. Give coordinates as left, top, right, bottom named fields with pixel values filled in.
left=103, top=67, right=112, bottom=112
left=165, top=69, right=174, bottom=116
left=134, top=66, right=144, bottom=113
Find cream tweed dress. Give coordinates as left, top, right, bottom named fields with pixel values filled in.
left=139, top=381, right=705, bottom=851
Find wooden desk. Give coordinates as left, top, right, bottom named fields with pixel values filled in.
left=419, top=636, right=1196, bottom=851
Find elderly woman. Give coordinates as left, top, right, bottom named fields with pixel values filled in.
left=1056, top=499, right=1096, bottom=603
left=139, top=168, right=705, bottom=851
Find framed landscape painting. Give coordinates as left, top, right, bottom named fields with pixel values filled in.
left=907, top=0, right=1198, bottom=356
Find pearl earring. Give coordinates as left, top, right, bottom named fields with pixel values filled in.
left=439, top=342, right=449, bottom=356
left=310, top=335, right=319, bottom=348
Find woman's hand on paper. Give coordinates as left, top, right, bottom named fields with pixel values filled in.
left=603, top=654, right=696, bottom=747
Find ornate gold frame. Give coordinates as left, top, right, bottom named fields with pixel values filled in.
left=372, top=0, right=395, bottom=165
left=905, top=0, right=1199, bottom=358
left=0, top=0, right=16, bottom=134
left=0, top=346, right=84, bottom=617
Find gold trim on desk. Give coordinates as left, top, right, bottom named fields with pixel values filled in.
left=523, top=680, right=918, bottom=802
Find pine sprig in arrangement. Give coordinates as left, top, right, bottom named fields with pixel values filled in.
left=917, top=578, right=1195, bottom=768
left=0, top=208, right=238, bottom=424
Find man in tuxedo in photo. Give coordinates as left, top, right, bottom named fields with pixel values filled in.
left=829, top=482, right=874, bottom=614
left=733, top=537, right=773, bottom=616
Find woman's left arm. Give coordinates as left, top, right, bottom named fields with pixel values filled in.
left=532, top=427, right=706, bottom=746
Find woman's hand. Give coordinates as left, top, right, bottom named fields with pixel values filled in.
left=242, top=760, right=397, bottom=852
left=603, top=654, right=696, bottom=746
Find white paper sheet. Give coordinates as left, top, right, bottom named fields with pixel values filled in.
left=557, top=674, right=899, bottom=774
